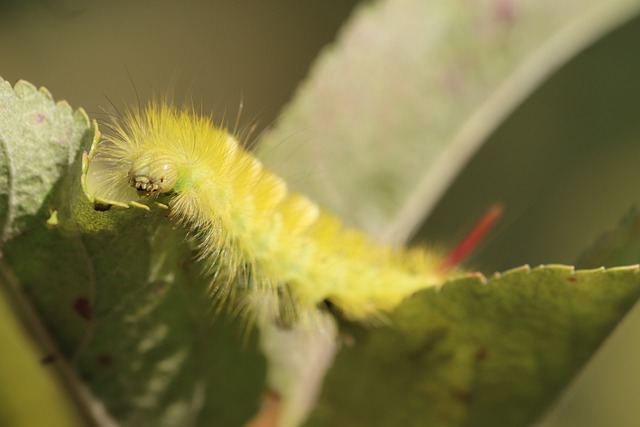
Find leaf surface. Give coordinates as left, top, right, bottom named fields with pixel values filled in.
left=306, top=265, right=640, bottom=427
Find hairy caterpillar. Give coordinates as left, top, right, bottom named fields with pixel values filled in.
left=87, top=101, right=451, bottom=327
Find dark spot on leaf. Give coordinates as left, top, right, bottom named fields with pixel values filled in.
left=97, top=354, right=113, bottom=366
left=73, top=297, right=93, bottom=321
left=41, top=354, right=56, bottom=365
left=451, top=388, right=473, bottom=404
left=475, top=346, right=489, bottom=361
left=567, top=276, right=577, bottom=282
left=94, top=203, right=112, bottom=212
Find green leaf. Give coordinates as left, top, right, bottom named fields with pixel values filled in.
left=306, top=265, right=640, bottom=427
left=536, top=209, right=640, bottom=427
left=0, top=78, right=266, bottom=427
left=0, top=76, right=90, bottom=427
left=259, top=0, right=640, bottom=244
left=0, top=77, right=89, bottom=243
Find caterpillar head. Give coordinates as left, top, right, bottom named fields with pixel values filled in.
left=128, top=151, right=179, bottom=196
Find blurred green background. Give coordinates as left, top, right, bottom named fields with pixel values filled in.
left=2, top=0, right=640, bottom=426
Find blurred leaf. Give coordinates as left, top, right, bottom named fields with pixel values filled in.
left=0, top=77, right=266, bottom=427
left=0, top=282, right=84, bottom=427
left=306, top=265, right=640, bottom=427
left=412, top=13, right=640, bottom=273
left=260, top=0, right=640, bottom=244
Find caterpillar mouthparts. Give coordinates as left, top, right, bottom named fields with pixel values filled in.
left=128, top=151, right=179, bottom=196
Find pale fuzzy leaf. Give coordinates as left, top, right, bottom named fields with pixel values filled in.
left=0, top=76, right=89, bottom=242
left=260, top=0, right=640, bottom=244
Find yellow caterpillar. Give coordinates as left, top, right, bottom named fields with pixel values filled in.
left=88, top=101, right=448, bottom=328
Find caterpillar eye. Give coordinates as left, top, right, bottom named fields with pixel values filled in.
left=129, top=153, right=178, bottom=195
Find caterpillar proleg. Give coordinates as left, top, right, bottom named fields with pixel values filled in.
left=88, top=101, right=449, bottom=327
